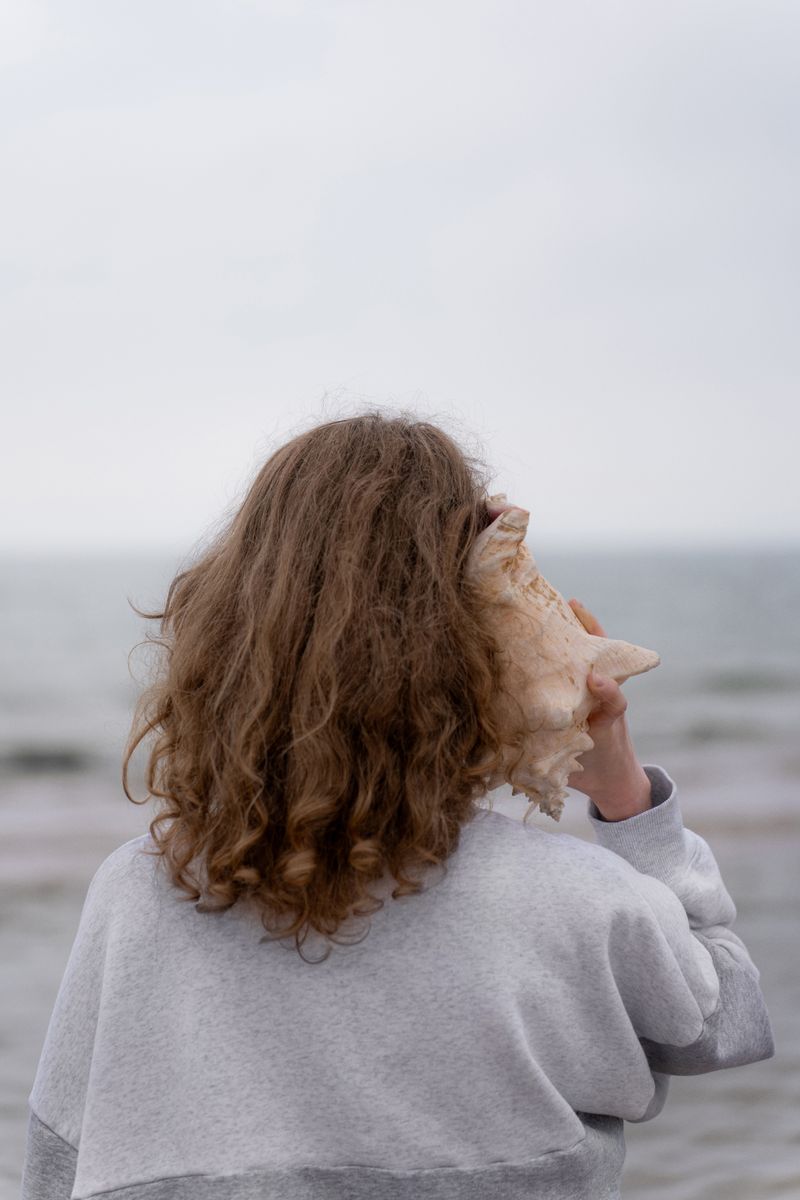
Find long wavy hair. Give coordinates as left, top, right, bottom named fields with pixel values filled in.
left=123, top=408, right=515, bottom=961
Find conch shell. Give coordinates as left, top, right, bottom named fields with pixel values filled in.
left=466, top=494, right=660, bottom=820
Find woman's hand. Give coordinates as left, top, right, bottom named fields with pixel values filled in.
left=566, top=599, right=652, bottom=820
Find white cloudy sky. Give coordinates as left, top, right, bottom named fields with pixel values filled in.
left=2, top=0, right=798, bottom=554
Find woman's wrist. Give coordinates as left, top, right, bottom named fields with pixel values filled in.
left=589, top=765, right=653, bottom=822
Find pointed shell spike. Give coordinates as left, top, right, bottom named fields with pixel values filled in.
left=592, top=638, right=660, bottom=682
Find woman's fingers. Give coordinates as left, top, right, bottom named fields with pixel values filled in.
left=568, top=598, right=607, bottom=638
left=485, top=492, right=511, bottom=521
left=587, top=671, right=628, bottom=718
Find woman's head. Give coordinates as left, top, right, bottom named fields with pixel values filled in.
left=123, top=407, right=510, bottom=960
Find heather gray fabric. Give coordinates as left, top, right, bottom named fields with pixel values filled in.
left=20, top=1112, right=77, bottom=1200
left=22, top=764, right=775, bottom=1199
left=21, top=1108, right=626, bottom=1200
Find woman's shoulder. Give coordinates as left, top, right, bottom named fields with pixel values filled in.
left=471, top=803, right=623, bottom=853
left=463, top=806, right=643, bottom=894
left=82, top=833, right=163, bottom=908
left=92, top=830, right=154, bottom=871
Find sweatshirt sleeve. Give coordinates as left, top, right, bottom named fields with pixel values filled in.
left=587, top=764, right=776, bottom=1078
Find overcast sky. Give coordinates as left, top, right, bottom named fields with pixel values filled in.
left=2, top=0, right=798, bottom=555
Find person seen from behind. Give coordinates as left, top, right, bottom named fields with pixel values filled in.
left=21, top=409, right=775, bottom=1200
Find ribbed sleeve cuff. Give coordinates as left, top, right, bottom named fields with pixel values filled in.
left=586, top=764, right=689, bottom=884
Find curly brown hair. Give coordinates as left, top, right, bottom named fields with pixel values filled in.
left=122, top=406, right=516, bottom=961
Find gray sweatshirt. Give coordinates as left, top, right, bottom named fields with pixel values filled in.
left=21, top=764, right=775, bottom=1200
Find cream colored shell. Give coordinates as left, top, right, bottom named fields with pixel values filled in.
left=466, top=495, right=660, bottom=820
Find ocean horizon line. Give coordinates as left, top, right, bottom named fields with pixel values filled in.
left=1, top=539, right=799, bottom=563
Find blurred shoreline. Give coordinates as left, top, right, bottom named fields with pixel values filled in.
left=1, top=742, right=798, bottom=897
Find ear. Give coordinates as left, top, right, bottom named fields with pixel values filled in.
left=467, top=504, right=533, bottom=587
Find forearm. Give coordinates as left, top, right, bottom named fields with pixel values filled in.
left=588, top=764, right=653, bottom=822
